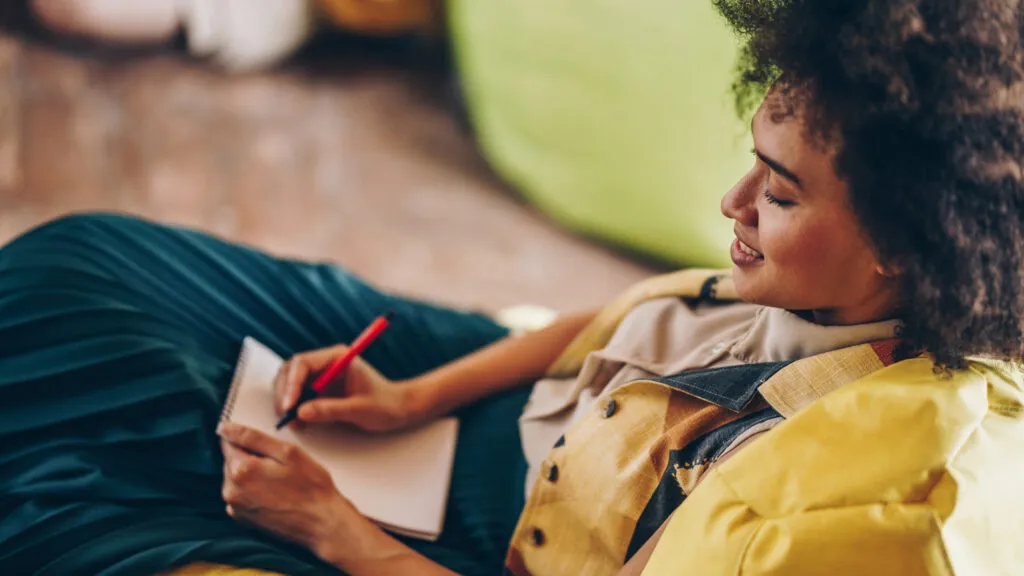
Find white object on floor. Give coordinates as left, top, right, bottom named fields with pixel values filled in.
left=493, top=304, right=560, bottom=334
left=184, top=0, right=316, bottom=72
left=31, top=0, right=317, bottom=72
left=31, top=0, right=181, bottom=43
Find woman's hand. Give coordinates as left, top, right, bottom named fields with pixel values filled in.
left=218, top=422, right=380, bottom=561
left=274, top=345, right=432, bottom=433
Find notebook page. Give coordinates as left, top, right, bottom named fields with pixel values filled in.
left=222, top=337, right=457, bottom=540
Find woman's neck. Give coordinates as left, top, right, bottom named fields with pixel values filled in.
left=806, top=286, right=902, bottom=326
left=809, top=302, right=898, bottom=326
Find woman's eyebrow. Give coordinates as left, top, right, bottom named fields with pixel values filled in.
left=752, top=148, right=804, bottom=189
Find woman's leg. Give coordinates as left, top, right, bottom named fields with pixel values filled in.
left=0, top=213, right=527, bottom=576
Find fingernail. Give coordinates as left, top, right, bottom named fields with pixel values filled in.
left=216, top=423, right=224, bottom=435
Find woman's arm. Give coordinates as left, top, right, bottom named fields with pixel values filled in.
left=280, top=309, right=597, bottom=430
left=407, top=309, right=597, bottom=419
left=317, top=521, right=461, bottom=576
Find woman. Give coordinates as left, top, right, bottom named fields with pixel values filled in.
left=2, top=1, right=1023, bottom=575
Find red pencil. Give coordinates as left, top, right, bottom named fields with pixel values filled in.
left=275, top=311, right=394, bottom=430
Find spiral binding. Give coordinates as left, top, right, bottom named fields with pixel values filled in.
left=219, top=341, right=253, bottom=423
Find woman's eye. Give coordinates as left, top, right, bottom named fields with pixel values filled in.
left=763, top=188, right=795, bottom=207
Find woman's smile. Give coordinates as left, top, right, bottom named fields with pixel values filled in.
left=730, top=236, right=764, bottom=266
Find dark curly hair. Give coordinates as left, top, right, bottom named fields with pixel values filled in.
left=714, top=0, right=1024, bottom=369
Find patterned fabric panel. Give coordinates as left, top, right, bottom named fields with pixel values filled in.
left=625, top=407, right=782, bottom=560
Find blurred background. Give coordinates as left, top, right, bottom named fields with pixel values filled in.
left=0, top=0, right=752, bottom=314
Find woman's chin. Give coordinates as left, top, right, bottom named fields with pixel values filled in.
left=731, top=266, right=767, bottom=305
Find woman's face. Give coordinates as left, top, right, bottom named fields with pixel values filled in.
left=720, top=98, right=900, bottom=325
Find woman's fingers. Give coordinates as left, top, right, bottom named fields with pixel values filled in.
left=219, top=422, right=296, bottom=463
left=298, top=396, right=377, bottom=424
left=295, top=345, right=353, bottom=372
left=274, top=344, right=352, bottom=414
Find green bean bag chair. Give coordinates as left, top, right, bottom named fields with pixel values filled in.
left=448, top=0, right=750, bottom=267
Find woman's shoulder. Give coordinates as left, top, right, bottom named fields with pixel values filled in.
left=621, top=295, right=760, bottom=331
left=738, top=358, right=1015, bottom=492
left=605, top=296, right=761, bottom=359
left=643, top=357, right=1024, bottom=575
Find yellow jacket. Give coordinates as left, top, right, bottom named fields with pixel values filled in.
left=643, top=357, right=1024, bottom=575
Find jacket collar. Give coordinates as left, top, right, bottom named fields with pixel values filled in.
left=652, top=340, right=900, bottom=417
left=729, top=306, right=900, bottom=365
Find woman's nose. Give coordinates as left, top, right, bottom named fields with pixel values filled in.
left=721, top=171, right=759, bottom=227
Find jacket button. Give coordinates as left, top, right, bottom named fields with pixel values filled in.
left=546, top=463, right=559, bottom=482
left=602, top=399, right=618, bottom=418
left=531, top=527, right=546, bottom=546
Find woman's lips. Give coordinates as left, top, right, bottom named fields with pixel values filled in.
left=730, top=237, right=765, bottom=266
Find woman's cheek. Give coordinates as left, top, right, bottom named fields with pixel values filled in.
left=762, top=216, right=832, bottom=271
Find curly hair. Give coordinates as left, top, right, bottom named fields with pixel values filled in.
left=714, top=0, right=1024, bottom=369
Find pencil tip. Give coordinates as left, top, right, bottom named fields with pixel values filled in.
left=383, top=310, right=395, bottom=321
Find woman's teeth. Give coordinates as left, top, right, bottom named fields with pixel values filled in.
left=738, top=239, right=763, bottom=258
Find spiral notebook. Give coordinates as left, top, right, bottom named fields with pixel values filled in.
left=221, top=337, right=459, bottom=541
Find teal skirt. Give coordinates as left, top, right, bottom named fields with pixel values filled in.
left=0, top=214, right=530, bottom=576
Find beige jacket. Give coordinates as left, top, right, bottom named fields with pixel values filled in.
left=518, top=281, right=899, bottom=492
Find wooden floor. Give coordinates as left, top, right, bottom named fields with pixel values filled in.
left=0, top=35, right=656, bottom=313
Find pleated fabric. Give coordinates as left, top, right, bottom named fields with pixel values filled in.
left=0, top=213, right=529, bottom=576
